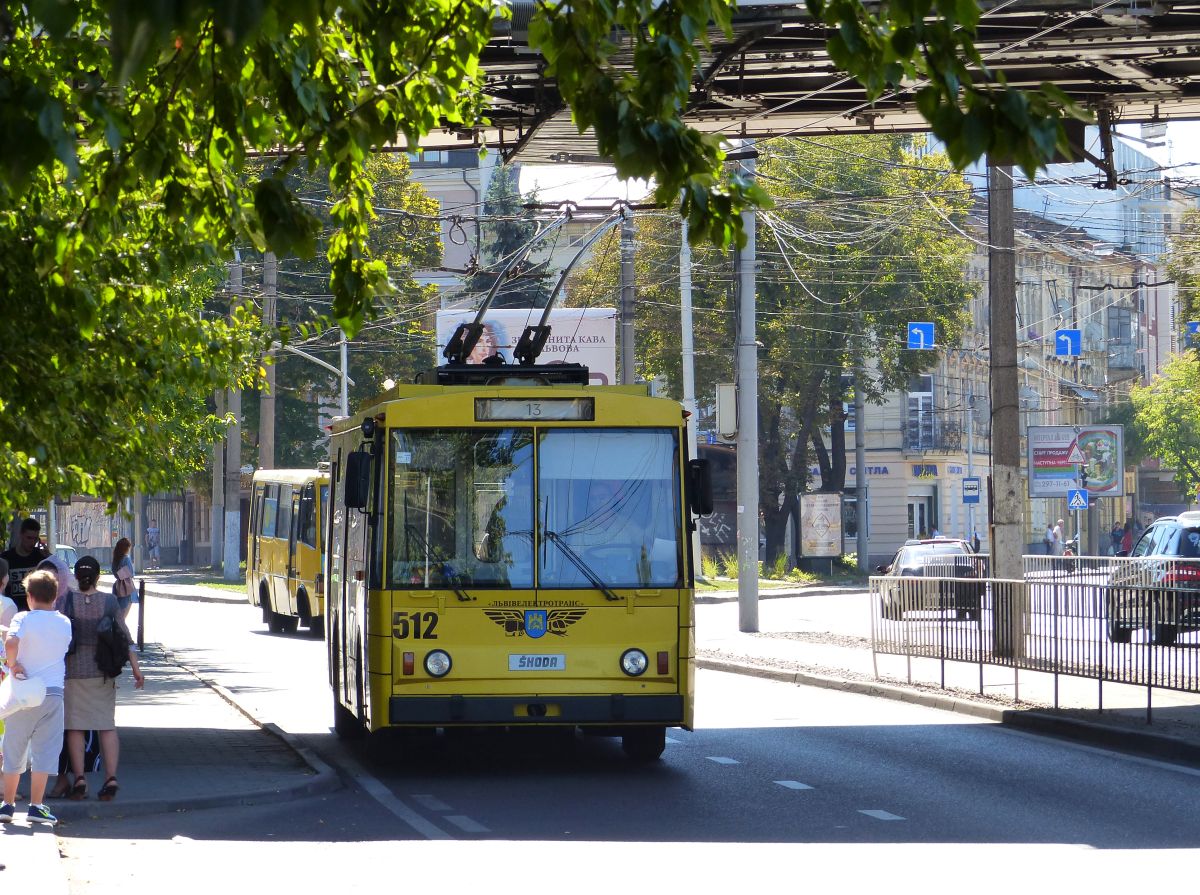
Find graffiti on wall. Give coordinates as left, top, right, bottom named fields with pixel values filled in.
left=63, top=501, right=116, bottom=553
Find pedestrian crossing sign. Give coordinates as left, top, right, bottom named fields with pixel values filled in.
left=1067, top=489, right=1088, bottom=510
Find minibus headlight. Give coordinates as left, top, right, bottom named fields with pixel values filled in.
left=425, top=650, right=452, bottom=678
left=620, top=648, right=648, bottom=677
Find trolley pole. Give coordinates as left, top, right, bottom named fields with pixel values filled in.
left=735, top=143, right=759, bottom=633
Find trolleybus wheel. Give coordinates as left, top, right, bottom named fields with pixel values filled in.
left=308, top=616, right=325, bottom=639
left=272, top=614, right=299, bottom=635
left=621, top=726, right=666, bottom=761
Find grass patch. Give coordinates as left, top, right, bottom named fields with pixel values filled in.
left=188, top=578, right=247, bottom=593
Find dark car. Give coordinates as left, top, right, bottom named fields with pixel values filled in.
left=876, top=539, right=984, bottom=621
left=1106, top=513, right=1200, bottom=645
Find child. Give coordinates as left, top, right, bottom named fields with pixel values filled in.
left=1, top=569, right=72, bottom=824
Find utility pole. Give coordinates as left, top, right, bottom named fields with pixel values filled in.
left=735, top=143, right=759, bottom=633
left=854, top=335, right=869, bottom=573
left=211, top=389, right=224, bottom=570
left=224, top=253, right=244, bottom=583
left=680, top=214, right=702, bottom=577
left=340, top=329, right=350, bottom=418
left=619, top=210, right=636, bottom=384
left=259, top=251, right=277, bottom=470
left=988, top=162, right=1023, bottom=579
left=967, top=389, right=976, bottom=543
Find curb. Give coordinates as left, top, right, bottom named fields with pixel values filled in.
left=51, top=649, right=341, bottom=824
left=696, top=655, right=1200, bottom=766
left=696, top=585, right=865, bottom=605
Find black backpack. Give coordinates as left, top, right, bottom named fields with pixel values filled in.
left=94, top=602, right=131, bottom=680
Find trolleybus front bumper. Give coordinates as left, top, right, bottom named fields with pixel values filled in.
left=389, top=694, right=684, bottom=726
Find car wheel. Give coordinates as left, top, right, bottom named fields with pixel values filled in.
left=1151, top=623, right=1179, bottom=646
left=1106, top=617, right=1133, bottom=643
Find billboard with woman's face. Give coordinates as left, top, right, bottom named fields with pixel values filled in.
left=437, top=309, right=617, bottom=385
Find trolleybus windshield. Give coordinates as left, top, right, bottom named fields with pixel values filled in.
left=386, top=427, right=682, bottom=590
left=539, top=429, right=682, bottom=589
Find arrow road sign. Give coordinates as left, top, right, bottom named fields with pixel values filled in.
left=907, top=322, right=935, bottom=350
left=1067, top=489, right=1089, bottom=510
left=1055, top=329, right=1081, bottom=357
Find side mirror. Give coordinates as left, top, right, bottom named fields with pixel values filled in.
left=687, top=458, right=714, bottom=516
left=875, top=565, right=887, bottom=573
left=344, top=450, right=372, bottom=510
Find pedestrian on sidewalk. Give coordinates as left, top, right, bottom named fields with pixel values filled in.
left=1, top=518, right=50, bottom=612
left=1052, top=519, right=1065, bottom=556
left=1043, top=523, right=1054, bottom=555
left=145, top=520, right=160, bottom=571
left=57, top=555, right=143, bottom=802
left=111, top=537, right=136, bottom=620
left=0, top=570, right=73, bottom=825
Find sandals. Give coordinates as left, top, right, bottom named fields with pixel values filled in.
left=69, top=777, right=88, bottom=801
left=97, top=777, right=119, bottom=802
left=48, top=775, right=71, bottom=800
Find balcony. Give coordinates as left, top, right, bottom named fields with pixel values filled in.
left=901, top=418, right=962, bottom=454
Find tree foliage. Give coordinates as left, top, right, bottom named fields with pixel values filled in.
left=0, top=0, right=1088, bottom=508
left=569, top=135, right=975, bottom=562
left=464, top=163, right=551, bottom=309
left=1131, top=355, right=1200, bottom=497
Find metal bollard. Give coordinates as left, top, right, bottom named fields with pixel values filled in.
left=137, top=578, right=145, bottom=651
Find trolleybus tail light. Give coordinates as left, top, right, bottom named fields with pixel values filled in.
left=425, top=650, right=452, bottom=678
left=402, top=652, right=415, bottom=676
left=657, top=651, right=669, bottom=675
left=620, top=648, right=648, bottom=677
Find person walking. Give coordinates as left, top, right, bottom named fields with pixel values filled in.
left=1121, top=520, right=1134, bottom=555
left=1052, top=519, right=1065, bottom=556
left=0, top=570, right=73, bottom=825
left=1110, top=521, right=1123, bottom=556
left=57, top=555, right=143, bottom=802
left=1, top=518, right=51, bottom=612
left=1043, top=523, right=1055, bottom=555
left=111, top=537, right=136, bottom=619
left=145, top=520, right=161, bottom=571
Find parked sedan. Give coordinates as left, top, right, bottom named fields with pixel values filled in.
left=1106, top=513, right=1200, bottom=645
left=876, top=539, right=984, bottom=621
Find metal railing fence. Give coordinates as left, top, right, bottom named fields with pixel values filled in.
left=871, top=556, right=1200, bottom=720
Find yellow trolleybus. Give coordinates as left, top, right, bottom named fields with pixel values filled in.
left=248, top=467, right=329, bottom=637
left=325, top=363, right=711, bottom=759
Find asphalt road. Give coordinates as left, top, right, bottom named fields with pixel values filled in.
left=56, top=597, right=1200, bottom=892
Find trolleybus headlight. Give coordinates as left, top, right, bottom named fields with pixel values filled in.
left=620, top=648, right=648, bottom=677
left=424, top=650, right=452, bottom=678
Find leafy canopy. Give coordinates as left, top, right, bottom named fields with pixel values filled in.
left=1131, top=354, right=1200, bottom=497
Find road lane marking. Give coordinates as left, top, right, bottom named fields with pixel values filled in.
left=445, top=815, right=490, bottom=833
left=336, top=753, right=453, bottom=839
left=706, top=756, right=740, bottom=765
left=774, top=780, right=813, bottom=790
left=859, top=810, right=905, bottom=821
left=666, top=736, right=681, bottom=744
left=411, top=794, right=453, bottom=812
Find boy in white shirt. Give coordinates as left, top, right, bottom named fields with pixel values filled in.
left=1, top=569, right=73, bottom=825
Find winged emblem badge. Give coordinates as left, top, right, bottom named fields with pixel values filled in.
left=484, top=609, right=586, bottom=638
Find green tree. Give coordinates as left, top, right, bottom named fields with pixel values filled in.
left=1131, top=355, right=1200, bottom=497
left=570, top=135, right=975, bottom=563
left=1167, top=207, right=1200, bottom=331
left=465, top=163, right=551, bottom=309
left=0, top=1, right=1087, bottom=507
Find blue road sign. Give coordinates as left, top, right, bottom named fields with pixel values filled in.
left=962, top=476, right=981, bottom=505
left=1055, top=329, right=1081, bottom=357
left=1067, top=489, right=1089, bottom=511
left=907, top=322, right=935, bottom=350
left=1188, top=321, right=1200, bottom=335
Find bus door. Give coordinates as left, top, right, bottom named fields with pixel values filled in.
left=287, top=487, right=302, bottom=616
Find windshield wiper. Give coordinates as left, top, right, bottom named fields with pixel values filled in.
left=544, top=531, right=622, bottom=601
left=404, top=524, right=474, bottom=602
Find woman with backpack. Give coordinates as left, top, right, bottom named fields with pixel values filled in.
left=55, top=555, right=143, bottom=801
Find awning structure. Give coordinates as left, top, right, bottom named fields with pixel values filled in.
left=430, top=2, right=1200, bottom=161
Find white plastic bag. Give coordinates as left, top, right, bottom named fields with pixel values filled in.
left=0, top=672, right=47, bottom=719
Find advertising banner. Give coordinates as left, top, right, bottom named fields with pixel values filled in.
left=436, top=308, right=617, bottom=386
left=1027, top=425, right=1124, bottom=498
left=800, top=492, right=844, bottom=558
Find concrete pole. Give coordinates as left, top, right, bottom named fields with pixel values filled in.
left=680, top=215, right=702, bottom=577
left=224, top=254, right=244, bottom=583
left=211, top=389, right=225, bottom=570
left=736, top=144, right=759, bottom=633
left=620, top=211, right=636, bottom=385
left=259, top=251, right=277, bottom=470
left=988, top=163, right=1023, bottom=578
left=967, top=391, right=975, bottom=543
left=855, top=346, right=869, bottom=573
left=340, top=330, right=350, bottom=417
left=988, top=162, right=1025, bottom=660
